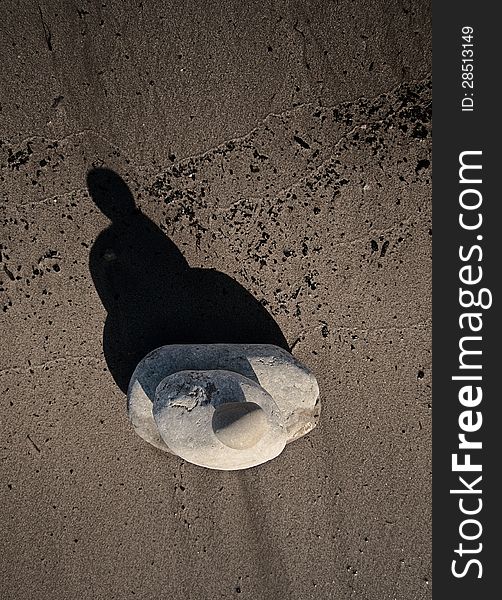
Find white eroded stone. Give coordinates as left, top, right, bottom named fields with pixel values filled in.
left=153, top=370, right=287, bottom=470
left=127, top=344, right=320, bottom=468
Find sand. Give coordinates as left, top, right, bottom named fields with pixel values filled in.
left=1, top=1, right=431, bottom=598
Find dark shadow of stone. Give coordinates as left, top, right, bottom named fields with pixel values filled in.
left=87, top=168, right=288, bottom=392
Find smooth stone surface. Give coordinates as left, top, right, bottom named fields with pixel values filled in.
left=127, top=344, right=320, bottom=453
left=153, top=370, right=287, bottom=470
left=212, top=402, right=267, bottom=449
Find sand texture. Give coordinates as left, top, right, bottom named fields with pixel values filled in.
left=1, top=1, right=431, bottom=598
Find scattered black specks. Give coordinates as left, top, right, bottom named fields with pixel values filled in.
left=293, top=135, right=310, bottom=149
left=52, top=96, right=64, bottom=109
left=7, top=143, right=33, bottom=170
left=305, top=273, right=317, bottom=290
left=2, top=264, right=15, bottom=281
left=27, top=434, right=40, bottom=453
left=415, top=159, right=430, bottom=174
left=412, top=123, right=428, bottom=139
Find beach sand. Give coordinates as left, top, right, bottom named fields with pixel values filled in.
left=1, top=1, right=431, bottom=598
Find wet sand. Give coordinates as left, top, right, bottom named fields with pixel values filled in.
left=1, top=1, right=431, bottom=598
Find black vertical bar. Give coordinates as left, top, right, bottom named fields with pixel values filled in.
left=434, top=2, right=499, bottom=596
